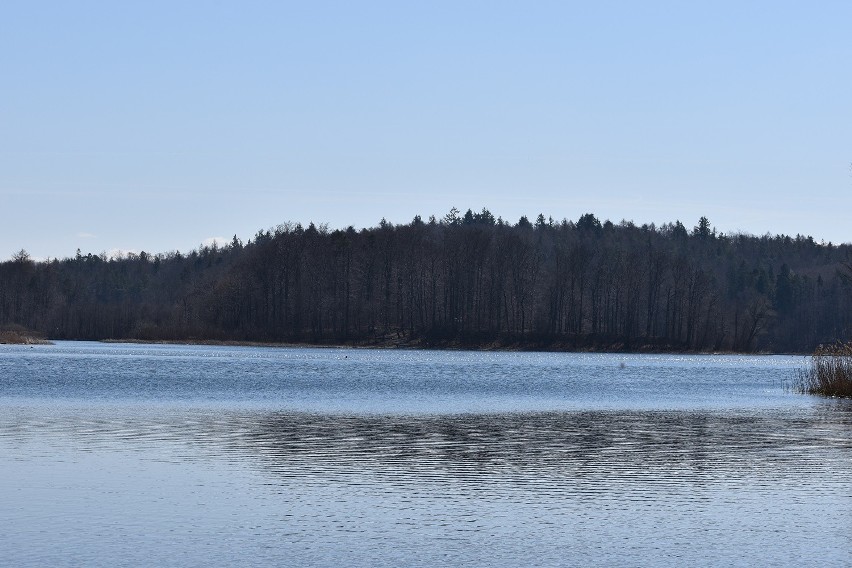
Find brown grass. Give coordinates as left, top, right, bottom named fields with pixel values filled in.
left=0, top=325, right=51, bottom=345
left=795, top=342, right=852, bottom=398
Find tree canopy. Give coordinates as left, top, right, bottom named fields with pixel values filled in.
left=2, top=210, right=850, bottom=352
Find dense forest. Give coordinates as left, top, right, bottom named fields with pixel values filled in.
left=2, top=209, right=852, bottom=353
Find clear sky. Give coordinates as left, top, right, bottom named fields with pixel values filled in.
left=2, top=1, right=851, bottom=260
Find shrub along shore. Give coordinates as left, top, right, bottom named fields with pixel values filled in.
left=795, top=342, right=852, bottom=398
left=0, top=326, right=51, bottom=345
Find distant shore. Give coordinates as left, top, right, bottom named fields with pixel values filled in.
left=97, top=336, right=792, bottom=355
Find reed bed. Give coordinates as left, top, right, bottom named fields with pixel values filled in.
left=796, top=342, right=852, bottom=398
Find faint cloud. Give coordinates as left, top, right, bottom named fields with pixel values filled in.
left=76, top=232, right=97, bottom=239
left=202, top=236, right=228, bottom=248
left=105, top=249, right=139, bottom=260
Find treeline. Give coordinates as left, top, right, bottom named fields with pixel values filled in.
left=2, top=209, right=852, bottom=352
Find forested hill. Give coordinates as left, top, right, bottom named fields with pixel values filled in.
left=2, top=210, right=851, bottom=353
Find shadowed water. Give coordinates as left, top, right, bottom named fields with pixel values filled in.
left=1, top=342, right=850, bottom=567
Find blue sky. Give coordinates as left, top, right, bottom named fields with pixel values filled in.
left=2, top=1, right=851, bottom=260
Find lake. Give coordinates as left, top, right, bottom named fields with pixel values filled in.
left=1, top=342, right=850, bottom=567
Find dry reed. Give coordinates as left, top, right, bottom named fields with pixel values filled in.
left=795, top=342, right=852, bottom=398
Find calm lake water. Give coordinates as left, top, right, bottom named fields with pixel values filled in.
left=1, top=341, right=850, bottom=567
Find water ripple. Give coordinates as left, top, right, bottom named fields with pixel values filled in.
left=1, top=343, right=851, bottom=567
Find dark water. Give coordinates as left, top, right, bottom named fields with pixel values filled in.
left=1, top=342, right=850, bottom=567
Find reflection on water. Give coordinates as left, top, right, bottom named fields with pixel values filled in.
left=2, top=405, right=851, bottom=567
left=1, top=343, right=850, bottom=567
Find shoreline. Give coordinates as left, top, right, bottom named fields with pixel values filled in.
left=95, top=337, right=805, bottom=356
left=0, top=331, right=53, bottom=345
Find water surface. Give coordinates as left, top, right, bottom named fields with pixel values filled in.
left=1, top=342, right=850, bottom=566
